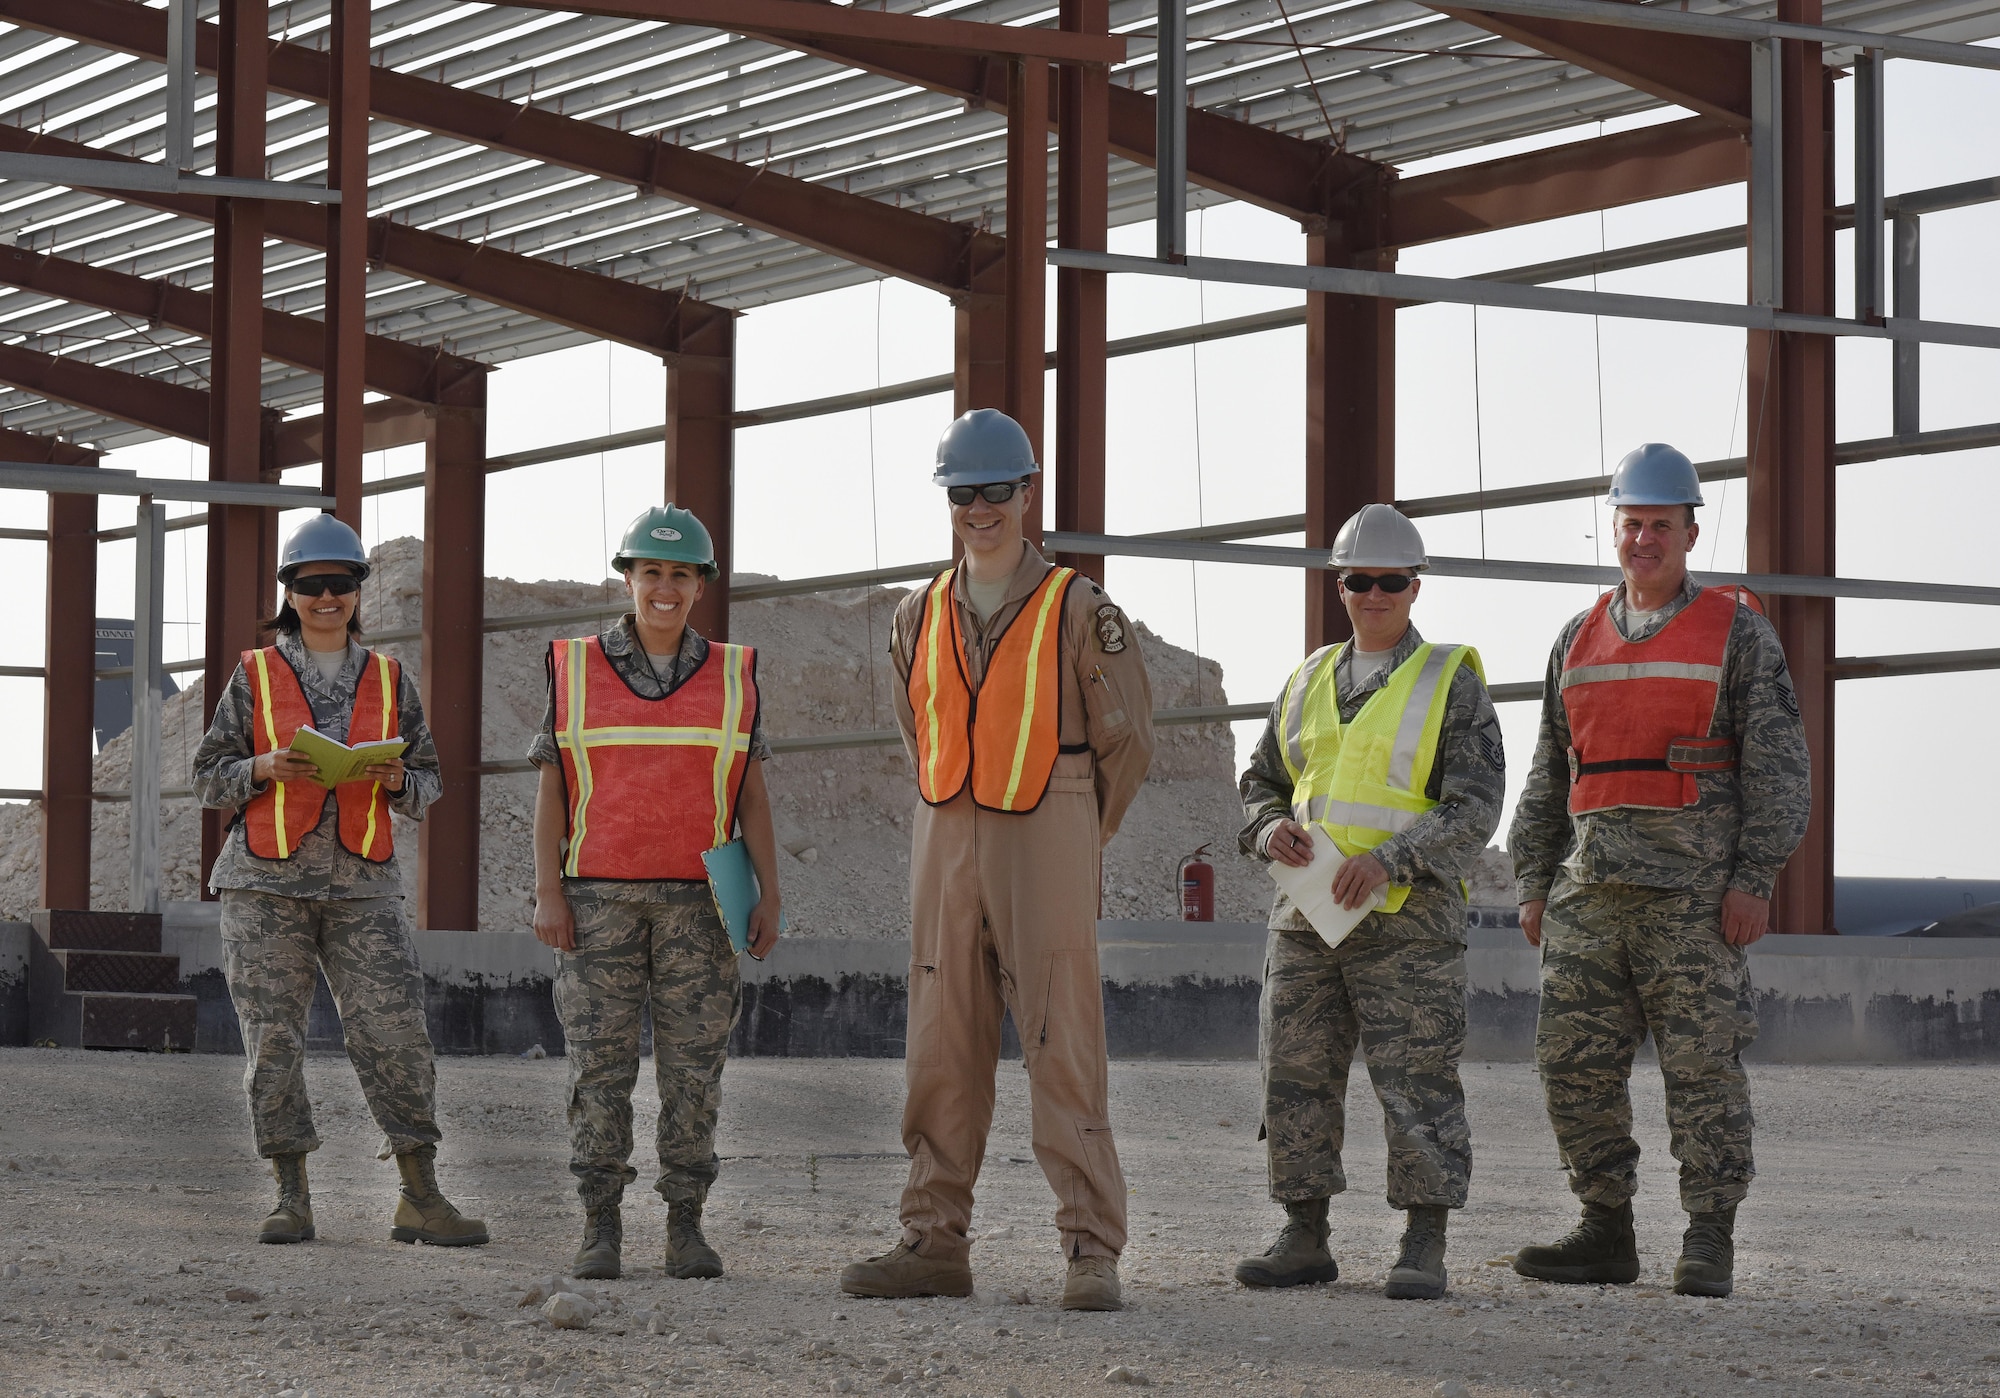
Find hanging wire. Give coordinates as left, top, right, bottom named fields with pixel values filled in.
left=599, top=341, right=613, bottom=604
left=1471, top=304, right=1488, bottom=560
left=1188, top=209, right=1209, bottom=706
left=1270, top=0, right=1341, bottom=144
left=863, top=278, right=885, bottom=728
left=1590, top=195, right=1607, bottom=575
left=1709, top=350, right=1750, bottom=572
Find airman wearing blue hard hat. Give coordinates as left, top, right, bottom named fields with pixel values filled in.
left=1509, top=443, right=1811, bottom=1301
left=840, top=409, right=1154, bottom=1313
left=192, top=512, right=486, bottom=1252
left=526, top=502, right=780, bottom=1285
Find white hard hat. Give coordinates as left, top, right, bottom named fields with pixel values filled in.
left=1328, top=503, right=1428, bottom=572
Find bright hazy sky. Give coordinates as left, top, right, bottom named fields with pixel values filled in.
left=3, top=55, right=1995, bottom=878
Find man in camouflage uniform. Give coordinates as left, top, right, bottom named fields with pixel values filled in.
left=1510, top=444, right=1810, bottom=1298
left=194, top=514, right=485, bottom=1248
left=1235, top=504, right=1503, bottom=1301
left=531, top=505, right=781, bottom=1282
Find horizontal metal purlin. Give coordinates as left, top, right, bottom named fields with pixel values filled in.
left=1049, top=250, right=2000, bottom=351
left=1433, top=0, right=2000, bottom=70
left=1044, top=531, right=2000, bottom=607
left=0, top=464, right=332, bottom=507
left=0, top=153, right=341, bottom=202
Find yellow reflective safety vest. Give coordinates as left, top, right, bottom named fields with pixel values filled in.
left=1276, top=640, right=1482, bottom=913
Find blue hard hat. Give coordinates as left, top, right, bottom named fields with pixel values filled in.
left=1606, top=442, right=1704, bottom=509
left=932, top=408, right=1040, bottom=488
left=278, top=513, right=371, bottom=584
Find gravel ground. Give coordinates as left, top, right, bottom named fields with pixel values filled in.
left=3, top=1051, right=1998, bottom=1398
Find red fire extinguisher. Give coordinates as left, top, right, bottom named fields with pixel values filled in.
left=1179, top=844, right=1215, bottom=922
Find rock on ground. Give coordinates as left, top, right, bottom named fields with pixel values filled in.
left=2, top=1050, right=1997, bottom=1397
left=0, top=535, right=1512, bottom=930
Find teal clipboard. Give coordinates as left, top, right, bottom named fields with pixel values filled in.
left=701, top=838, right=782, bottom=957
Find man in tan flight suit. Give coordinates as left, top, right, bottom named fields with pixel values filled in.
left=839, top=408, right=1154, bottom=1311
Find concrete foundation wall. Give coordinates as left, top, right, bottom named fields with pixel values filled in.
left=5, top=909, right=1999, bottom=1061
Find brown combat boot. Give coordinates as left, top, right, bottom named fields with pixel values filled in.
left=1234, top=1198, right=1337, bottom=1288
left=572, top=1203, right=622, bottom=1280
left=1672, top=1206, right=1736, bottom=1298
left=1513, top=1200, right=1639, bottom=1285
left=258, top=1153, right=315, bottom=1245
left=1383, top=1206, right=1450, bottom=1300
left=838, top=1240, right=973, bottom=1299
left=1061, top=1255, right=1123, bottom=1312
left=664, top=1200, right=723, bottom=1280
left=388, top=1146, right=489, bottom=1247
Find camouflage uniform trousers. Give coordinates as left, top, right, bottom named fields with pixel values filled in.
left=219, top=890, right=441, bottom=1160
left=553, top=880, right=741, bottom=1211
left=1537, top=875, right=1758, bottom=1214
left=1259, top=920, right=1472, bottom=1209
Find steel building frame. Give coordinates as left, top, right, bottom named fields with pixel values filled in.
left=0, top=0, right=1995, bottom=931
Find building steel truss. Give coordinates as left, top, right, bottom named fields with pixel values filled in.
left=0, top=0, right=1994, bottom=931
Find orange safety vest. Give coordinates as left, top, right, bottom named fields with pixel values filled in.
left=551, top=635, right=759, bottom=880
left=1560, top=586, right=1753, bottom=814
left=907, top=565, right=1078, bottom=813
left=242, top=646, right=399, bottom=862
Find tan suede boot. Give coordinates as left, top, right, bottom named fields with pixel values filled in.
left=388, top=1146, right=489, bottom=1247
left=258, top=1153, right=315, bottom=1245
left=1061, top=1255, right=1123, bottom=1312
left=838, top=1241, right=973, bottom=1299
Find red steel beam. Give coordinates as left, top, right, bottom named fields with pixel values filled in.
left=323, top=0, right=369, bottom=526
left=665, top=313, right=735, bottom=642
left=1384, top=115, right=1747, bottom=249
left=0, top=341, right=210, bottom=440
left=12, top=426, right=101, bottom=910
left=0, top=244, right=478, bottom=404
left=269, top=397, right=436, bottom=470
left=497, top=0, right=1125, bottom=63
left=0, top=0, right=1005, bottom=298
left=1436, top=5, right=1750, bottom=127
left=0, top=119, right=731, bottom=356
left=1053, top=0, right=1108, bottom=583
left=1004, top=56, right=1049, bottom=550
left=1304, top=178, right=1399, bottom=651
left=419, top=372, right=486, bottom=931
left=1745, top=5, right=1835, bottom=933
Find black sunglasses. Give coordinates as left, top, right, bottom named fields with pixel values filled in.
left=946, top=481, right=1027, bottom=507
left=288, top=574, right=362, bottom=598
left=1339, top=572, right=1414, bottom=594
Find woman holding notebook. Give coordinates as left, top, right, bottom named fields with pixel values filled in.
left=191, top=513, right=487, bottom=1252
left=527, top=503, right=781, bottom=1284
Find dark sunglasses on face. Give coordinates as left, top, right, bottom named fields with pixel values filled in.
left=946, top=481, right=1027, bottom=507
left=1339, top=572, right=1414, bottom=594
left=288, top=574, right=362, bottom=599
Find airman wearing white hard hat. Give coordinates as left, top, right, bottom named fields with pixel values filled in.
left=1234, top=502, right=1504, bottom=1302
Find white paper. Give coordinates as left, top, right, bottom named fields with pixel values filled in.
left=1267, top=825, right=1388, bottom=950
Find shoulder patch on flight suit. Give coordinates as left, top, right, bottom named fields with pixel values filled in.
left=1094, top=604, right=1127, bottom=654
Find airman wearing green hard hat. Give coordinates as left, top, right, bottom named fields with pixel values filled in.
left=526, top=500, right=781, bottom=1287
left=612, top=503, right=718, bottom=576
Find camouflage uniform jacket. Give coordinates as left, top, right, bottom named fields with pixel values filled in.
left=1508, top=576, right=1812, bottom=904
left=529, top=616, right=770, bottom=898
left=194, top=631, right=441, bottom=897
left=1239, top=625, right=1505, bottom=941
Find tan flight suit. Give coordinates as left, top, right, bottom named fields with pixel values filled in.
left=889, top=542, right=1155, bottom=1263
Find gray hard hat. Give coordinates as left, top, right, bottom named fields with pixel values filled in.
left=278, top=513, right=370, bottom=584
left=1329, top=503, right=1428, bottom=572
left=1607, top=442, right=1704, bottom=509
left=932, top=408, right=1041, bottom=488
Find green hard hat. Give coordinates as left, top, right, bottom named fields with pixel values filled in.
left=613, top=504, right=716, bottom=577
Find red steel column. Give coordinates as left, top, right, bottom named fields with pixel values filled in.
left=665, top=312, right=736, bottom=642
left=1055, top=0, right=1109, bottom=582
left=1004, top=57, right=1050, bottom=548
left=321, top=0, right=369, bottom=526
left=201, top=0, right=270, bottom=895
left=420, top=378, right=486, bottom=931
left=1745, top=5, right=1835, bottom=933
left=953, top=289, right=1006, bottom=417
left=1304, top=181, right=1398, bottom=650
left=37, top=437, right=99, bottom=910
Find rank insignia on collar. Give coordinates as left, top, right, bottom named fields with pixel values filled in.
left=1095, top=604, right=1127, bottom=653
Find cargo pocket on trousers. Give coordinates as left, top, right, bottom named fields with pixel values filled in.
left=905, top=962, right=940, bottom=1065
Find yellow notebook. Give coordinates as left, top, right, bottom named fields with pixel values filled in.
left=287, top=725, right=409, bottom=791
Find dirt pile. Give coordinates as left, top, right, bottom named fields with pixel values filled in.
left=0, top=537, right=1388, bottom=931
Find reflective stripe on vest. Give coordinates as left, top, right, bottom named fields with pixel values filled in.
left=1560, top=586, right=1738, bottom=814
left=242, top=646, right=399, bottom=863
left=907, top=565, right=1078, bottom=812
left=552, top=636, right=758, bottom=880
left=1277, top=640, right=1481, bottom=914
